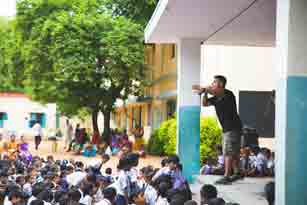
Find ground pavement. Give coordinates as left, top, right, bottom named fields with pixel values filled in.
left=190, top=175, right=274, bottom=205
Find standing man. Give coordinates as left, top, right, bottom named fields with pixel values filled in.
left=32, top=121, right=43, bottom=150
left=196, top=75, right=242, bottom=184
left=64, top=119, right=73, bottom=150
left=66, top=123, right=80, bottom=152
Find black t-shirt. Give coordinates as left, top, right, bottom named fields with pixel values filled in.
left=208, top=89, right=242, bottom=132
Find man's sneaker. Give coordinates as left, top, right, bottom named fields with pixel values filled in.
left=214, top=176, right=232, bottom=185
left=229, top=173, right=244, bottom=182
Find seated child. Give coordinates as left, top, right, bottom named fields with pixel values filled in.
left=111, top=135, right=120, bottom=155
left=255, top=148, right=269, bottom=176
left=118, top=144, right=131, bottom=159
left=240, top=146, right=250, bottom=176
left=212, top=145, right=224, bottom=175
left=83, top=143, right=97, bottom=157
left=247, top=147, right=259, bottom=177
left=200, top=158, right=214, bottom=175
left=138, top=144, right=146, bottom=158
left=248, top=147, right=269, bottom=177
left=267, top=151, right=275, bottom=177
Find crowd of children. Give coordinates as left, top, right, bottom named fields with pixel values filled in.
left=200, top=145, right=275, bottom=178
left=0, top=130, right=275, bottom=205
left=0, top=133, right=195, bottom=205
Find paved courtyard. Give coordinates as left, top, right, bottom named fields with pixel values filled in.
left=190, top=175, right=274, bottom=204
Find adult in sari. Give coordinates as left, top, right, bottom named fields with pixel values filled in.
left=8, top=134, right=18, bottom=158
left=18, top=135, right=32, bottom=162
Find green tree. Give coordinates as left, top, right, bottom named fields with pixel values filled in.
left=0, top=18, right=26, bottom=92
left=104, top=0, right=158, bottom=26
left=16, top=0, right=145, bottom=139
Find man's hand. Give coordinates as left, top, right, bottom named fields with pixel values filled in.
left=192, top=84, right=201, bottom=90
left=192, top=85, right=212, bottom=94
left=192, top=85, right=206, bottom=94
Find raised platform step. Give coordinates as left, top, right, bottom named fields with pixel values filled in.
left=190, top=175, right=274, bottom=205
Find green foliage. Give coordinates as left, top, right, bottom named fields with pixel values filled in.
left=9, top=0, right=146, bottom=137
left=0, top=18, right=26, bottom=92
left=146, top=130, right=164, bottom=155
left=103, top=0, right=157, bottom=26
left=200, top=117, right=222, bottom=163
left=146, top=117, right=222, bottom=162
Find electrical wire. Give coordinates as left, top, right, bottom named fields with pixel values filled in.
left=202, top=0, right=261, bottom=43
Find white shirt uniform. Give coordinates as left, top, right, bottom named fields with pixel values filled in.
left=79, top=189, right=93, bottom=205
left=144, top=184, right=157, bottom=205
left=156, top=196, right=169, bottom=205
left=27, top=196, right=37, bottom=205
left=66, top=171, right=87, bottom=187
left=32, top=123, right=42, bottom=136
left=95, top=199, right=112, bottom=205
left=109, top=170, right=128, bottom=196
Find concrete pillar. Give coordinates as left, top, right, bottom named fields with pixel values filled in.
left=176, top=39, right=201, bottom=181
left=276, top=0, right=307, bottom=204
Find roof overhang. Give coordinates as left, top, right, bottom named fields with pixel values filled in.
left=145, top=0, right=276, bottom=47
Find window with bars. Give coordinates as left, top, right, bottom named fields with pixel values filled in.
left=29, top=113, right=46, bottom=128
left=0, top=112, right=8, bottom=128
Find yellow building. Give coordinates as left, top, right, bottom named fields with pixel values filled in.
left=112, top=44, right=177, bottom=138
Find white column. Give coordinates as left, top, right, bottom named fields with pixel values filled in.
left=276, top=0, right=307, bottom=204
left=176, top=39, right=202, bottom=181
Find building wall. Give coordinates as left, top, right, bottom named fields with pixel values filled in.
left=112, top=44, right=178, bottom=139
left=201, top=45, right=276, bottom=116
left=202, top=45, right=276, bottom=95
left=112, top=45, right=276, bottom=140
left=0, top=93, right=57, bottom=138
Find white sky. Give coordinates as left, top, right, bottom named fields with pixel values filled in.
left=0, top=0, right=16, bottom=17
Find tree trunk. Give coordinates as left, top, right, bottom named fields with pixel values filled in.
left=103, top=110, right=111, bottom=144
left=92, top=109, right=100, bottom=135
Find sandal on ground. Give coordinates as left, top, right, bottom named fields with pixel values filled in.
left=214, top=176, right=232, bottom=185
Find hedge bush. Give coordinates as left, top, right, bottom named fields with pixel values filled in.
left=146, top=116, right=222, bottom=163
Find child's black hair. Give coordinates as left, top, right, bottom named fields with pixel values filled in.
left=200, top=184, right=218, bottom=201
left=126, top=153, right=140, bottom=167
left=30, top=199, right=44, bottom=205
left=157, top=182, right=170, bottom=198
left=168, top=155, right=180, bottom=165
left=103, top=187, right=117, bottom=202
left=208, top=198, right=226, bottom=205
left=54, top=191, right=65, bottom=203
left=37, top=190, right=53, bottom=202
left=75, top=161, right=84, bottom=170
left=105, top=168, right=112, bottom=175
left=31, top=183, right=44, bottom=197
left=68, top=189, right=81, bottom=202
left=161, top=158, right=169, bottom=167
left=184, top=200, right=198, bottom=205
left=117, top=157, right=130, bottom=171
left=169, top=192, right=186, bottom=204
